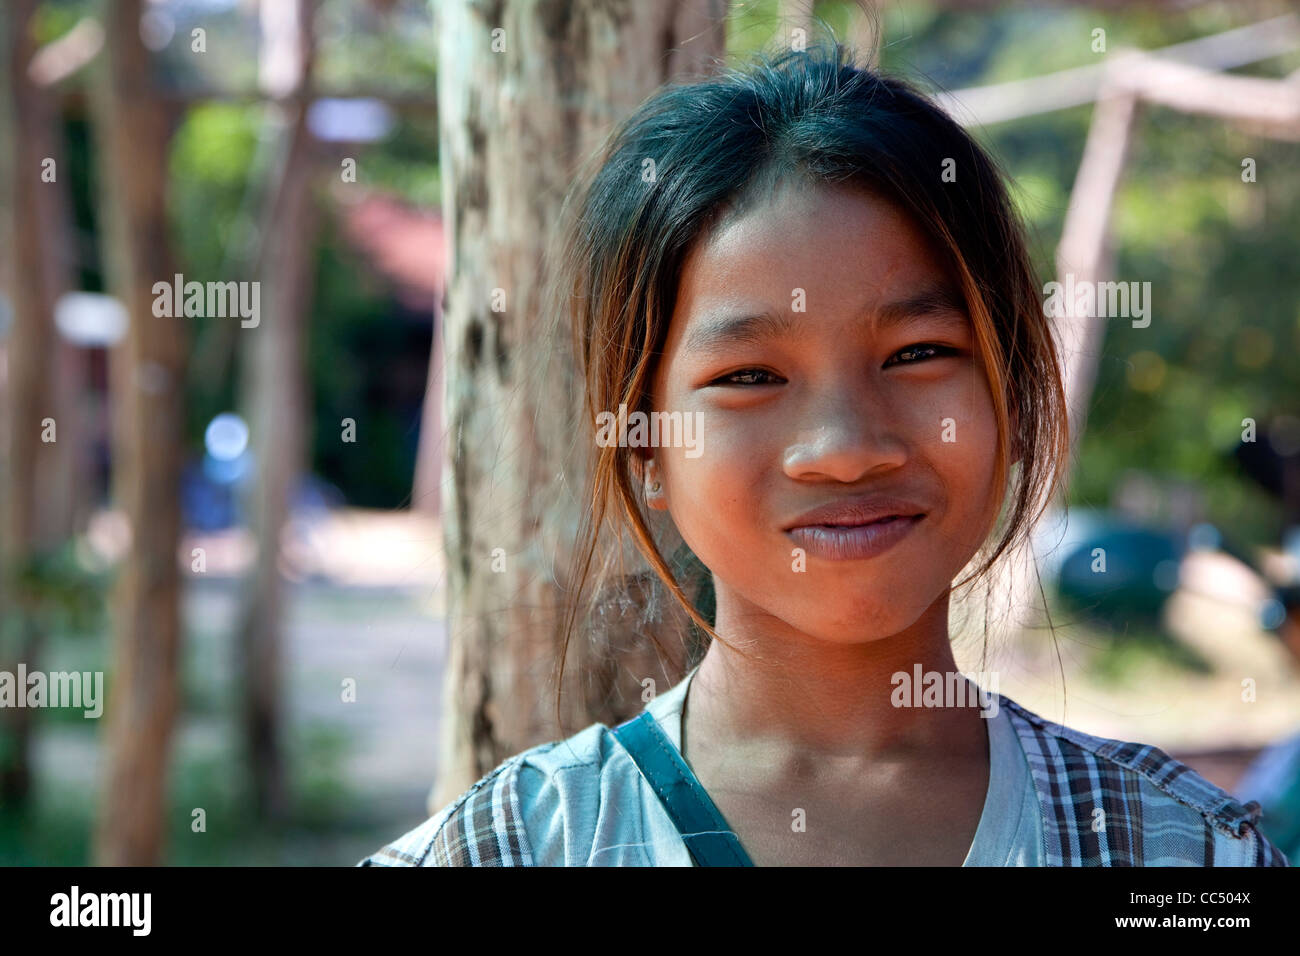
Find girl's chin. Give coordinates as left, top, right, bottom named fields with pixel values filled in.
left=810, top=630, right=907, bottom=646
left=784, top=608, right=935, bottom=644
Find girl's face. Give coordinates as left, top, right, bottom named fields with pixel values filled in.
left=644, top=179, right=1005, bottom=645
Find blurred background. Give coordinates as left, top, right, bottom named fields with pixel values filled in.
left=0, top=0, right=1298, bottom=866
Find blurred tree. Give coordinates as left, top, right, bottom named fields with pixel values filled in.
left=431, top=0, right=728, bottom=810
left=90, top=0, right=186, bottom=866
left=234, top=0, right=319, bottom=822
left=0, top=0, right=83, bottom=806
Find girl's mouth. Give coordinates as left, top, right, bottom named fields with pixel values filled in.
left=785, top=514, right=924, bottom=561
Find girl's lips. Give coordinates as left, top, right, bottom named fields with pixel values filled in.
left=782, top=494, right=928, bottom=529
left=785, top=514, right=924, bottom=561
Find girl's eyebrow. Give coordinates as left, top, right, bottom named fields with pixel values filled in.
left=682, top=281, right=969, bottom=358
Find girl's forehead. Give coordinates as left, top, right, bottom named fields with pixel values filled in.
left=681, top=184, right=951, bottom=300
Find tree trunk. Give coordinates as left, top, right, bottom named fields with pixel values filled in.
left=0, top=0, right=73, bottom=806
left=411, top=302, right=443, bottom=518
left=0, top=3, right=92, bottom=808
left=235, top=0, right=318, bottom=821
left=431, top=0, right=727, bottom=811
left=90, top=0, right=186, bottom=866
left=0, top=0, right=63, bottom=806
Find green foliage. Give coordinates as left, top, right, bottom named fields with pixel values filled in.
left=1084, top=623, right=1214, bottom=685
left=1068, top=112, right=1300, bottom=549
left=347, top=115, right=442, bottom=207
left=169, top=103, right=263, bottom=450
left=0, top=540, right=110, bottom=651
left=947, top=13, right=1300, bottom=556
left=30, top=0, right=91, bottom=46
left=308, top=227, right=425, bottom=508
left=165, top=85, right=438, bottom=508
left=725, top=0, right=785, bottom=61
left=316, top=0, right=438, bottom=95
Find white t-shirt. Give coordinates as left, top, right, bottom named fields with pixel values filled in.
left=514, top=664, right=1044, bottom=865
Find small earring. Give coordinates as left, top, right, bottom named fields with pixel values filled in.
left=648, top=480, right=661, bottom=493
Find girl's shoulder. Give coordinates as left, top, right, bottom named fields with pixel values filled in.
left=359, top=694, right=676, bottom=867
left=357, top=723, right=609, bottom=867
left=359, top=679, right=692, bottom=867
left=995, top=693, right=1290, bottom=867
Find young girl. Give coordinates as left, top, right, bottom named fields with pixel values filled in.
left=362, top=41, right=1288, bottom=867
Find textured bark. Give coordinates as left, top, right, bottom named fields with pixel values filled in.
left=235, top=0, right=318, bottom=821
left=431, top=0, right=727, bottom=810
left=91, top=0, right=186, bottom=866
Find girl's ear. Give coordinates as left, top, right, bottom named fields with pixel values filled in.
left=631, top=449, right=668, bottom=511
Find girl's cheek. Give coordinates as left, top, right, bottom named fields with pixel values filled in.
left=922, top=371, right=998, bottom=447
left=674, top=447, right=764, bottom=523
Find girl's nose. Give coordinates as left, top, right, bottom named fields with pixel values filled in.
left=781, top=384, right=908, bottom=483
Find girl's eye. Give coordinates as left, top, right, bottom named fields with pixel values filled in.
left=886, top=343, right=956, bottom=367
left=711, top=367, right=782, bottom=386
left=710, top=345, right=959, bottom=386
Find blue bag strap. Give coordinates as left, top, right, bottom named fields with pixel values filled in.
left=611, top=711, right=754, bottom=866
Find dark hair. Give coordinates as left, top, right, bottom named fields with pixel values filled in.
left=540, top=37, right=1071, bottom=732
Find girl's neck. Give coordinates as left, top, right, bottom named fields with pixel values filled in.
left=685, top=590, right=987, bottom=765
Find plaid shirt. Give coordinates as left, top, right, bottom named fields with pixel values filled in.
left=360, top=689, right=1290, bottom=867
